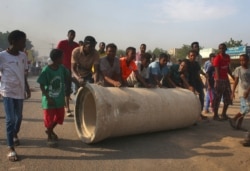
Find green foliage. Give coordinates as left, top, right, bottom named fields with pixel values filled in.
left=175, top=44, right=191, bottom=59
left=0, top=31, right=33, bottom=50
left=116, top=49, right=125, bottom=58
left=152, top=47, right=167, bottom=57
left=224, top=38, right=243, bottom=48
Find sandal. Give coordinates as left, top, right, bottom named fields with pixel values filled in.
left=7, top=151, right=18, bottom=162
left=45, top=130, right=58, bottom=141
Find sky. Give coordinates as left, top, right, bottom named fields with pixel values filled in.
left=1, top=0, right=250, bottom=57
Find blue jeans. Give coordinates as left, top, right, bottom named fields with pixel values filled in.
left=204, top=88, right=214, bottom=111
left=240, top=97, right=250, bottom=116
left=3, top=97, right=23, bottom=147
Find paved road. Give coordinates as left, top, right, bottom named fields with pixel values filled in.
left=0, top=76, right=250, bottom=171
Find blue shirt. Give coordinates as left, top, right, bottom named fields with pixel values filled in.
left=149, top=61, right=169, bottom=85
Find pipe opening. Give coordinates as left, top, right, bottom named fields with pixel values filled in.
left=75, top=87, right=96, bottom=141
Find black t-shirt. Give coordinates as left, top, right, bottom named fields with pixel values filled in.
left=184, top=59, right=202, bottom=88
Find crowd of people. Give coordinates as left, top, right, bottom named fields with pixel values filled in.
left=0, top=29, right=250, bottom=162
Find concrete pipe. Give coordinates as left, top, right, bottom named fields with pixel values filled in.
left=74, top=84, right=201, bottom=144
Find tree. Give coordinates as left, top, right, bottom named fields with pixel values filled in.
left=152, top=47, right=167, bottom=57
left=224, top=38, right=243, bottom=48
left=175, top=44, right=191, bottom=59
left=0, top=31, right=33, bottom=50
left=116, top=49, right=125, bottom=58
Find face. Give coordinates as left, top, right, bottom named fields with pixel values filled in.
left=68, top=32, right=75, bottom=42
left=140, top=45, right=146, bottom=53
left=159, top=57, right=168, bottom=66
left=218, top=44, right=226, bottom=54
left=188, top=52, right=196, bottom=62
left=83, top=43, right=96, bottom=54
left=141, top=58, right=150, bottom=67
left=239, top=56, right=249, bottom=67
left=178, top=61, right=186, bottom=72
left=14, top=37, right=26, bottom=51
left=106, top=47, right=116, bottom=58
left=192, top=44, right=200, bottom=53
left=127, top=49, right=136, bottom=61
left=99, top=43, right=105, bottom=50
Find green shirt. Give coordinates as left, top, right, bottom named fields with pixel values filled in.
left=37, top=65, right=69, bottom=109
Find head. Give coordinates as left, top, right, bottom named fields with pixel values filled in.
left=188, top=50, right=197, bottom=62
left=8, top=30, right=26, bottom=51
left=140, top=44, right=146, bottom=54
left=191, top=41, right=200, bottom=54
left=159, top=53, right=169, bottom=67
left=78, top=40, right=84, bottom=46
left=99, top=42, right=106, bottom=50
left=209, top=53, right=216, bottom=63
left=67, top=30, right=76, bottom=42
left=239, top=54, right=249, bottom=67
left=106, top=43, right=117, bottom=58
left=177, top=59, right=182, bottom=64
left=218, top=43, right=227, bottom=54
left=178, top=60, right=187, bottom=72
left=126, top=47, right=136, bottom=62
left=141, top=53, right=151, bottom=67
left=50, top=49, right=63, bottom=65
left=82, top=36, right=97, bottom=54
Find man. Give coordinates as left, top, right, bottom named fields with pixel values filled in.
left=98, top=42, right=106, bottom=58
left=71, top=36, right=100, bottom=90
left=136, top=43, right=146, bottom=62
left=213, top=43, right=234, bottom=121
left=57, top=30, right=79, bottom=117
left=0, top=30, right=31, bottom=161
left=99, top=43, right=121, bottom=87
left=191, top=42, right=202, bottom=66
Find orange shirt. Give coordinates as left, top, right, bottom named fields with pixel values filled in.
left=120, top=57, right=138, bottom=80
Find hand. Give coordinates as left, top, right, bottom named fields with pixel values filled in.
left=47, top=97, right=55, bottom=106
left=243, top=91, right=249, bottom=99
left=25, top=89, right=31, bottom=99
left=77, top=77, right=85, bottom=86
left=231, top=93, right=235, bottom=100
left=113, top=81, right=121, bottom=87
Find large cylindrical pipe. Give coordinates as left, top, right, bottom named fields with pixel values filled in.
left=74, top=84, right=201, bottom=144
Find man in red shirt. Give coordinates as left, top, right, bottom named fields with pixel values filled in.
left=57, top=30, right=79, bottom=117
left=213, top=43, right=234, bottom=121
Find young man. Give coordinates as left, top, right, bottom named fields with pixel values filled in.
left=127, top=53, right=151, bottom=87
left=184, top=50, right=207, bottom=120
left=0, top=30, right=31, bottom=161
left=204, top=53, right=216, bottom=113
left=213, top=43, right=234, bottom=121
left=99, top=43, right=121, bottom=87
left=57, top=30, right=79, bottom=117
left=136, top=43, right=146, bottom=62
left=149, top=53, right=175, bottom=88
left=229, top=54, right=250, bottom=130
left=37, top=49, right=70, bottom=147
left=71, top=36, right=100, bottom=89
left=98, top=42, right=106, bottom=58
left=120, top=47, right=149, bottom=87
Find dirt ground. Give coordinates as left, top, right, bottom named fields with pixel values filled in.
left=0, top=77, right=250, bottom=171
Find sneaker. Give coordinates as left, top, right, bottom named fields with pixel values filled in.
left=7, top=150, right=18, bottom=162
